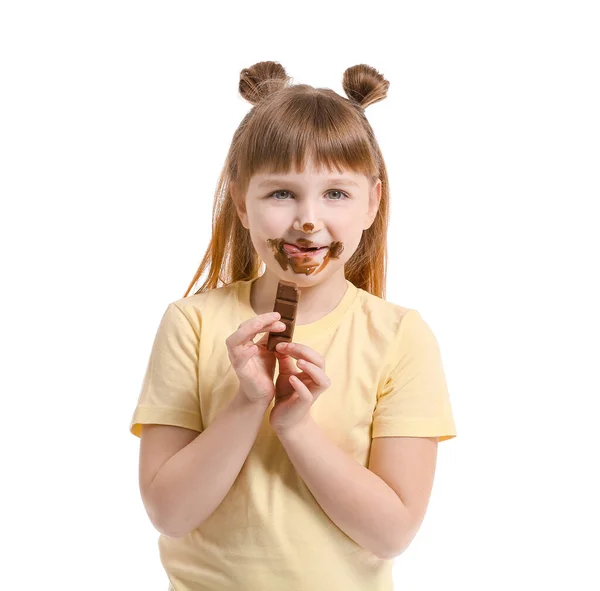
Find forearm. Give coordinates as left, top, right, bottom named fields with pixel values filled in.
left=277, top=417, right=409, bottom=560
left=150, top=390, right=270, bottom=538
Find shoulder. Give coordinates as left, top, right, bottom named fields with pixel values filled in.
left=163, top=281, right=239, bottom=333
left=353, top=288, right=441, bottom=370
left=168, top=283, right=235, bottom=317
left=354, top=286, right=419, bottom=338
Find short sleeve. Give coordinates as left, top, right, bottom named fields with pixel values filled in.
left=129, top=302, right=203, bottom=438
left=372, top=309, right=457, bottom=442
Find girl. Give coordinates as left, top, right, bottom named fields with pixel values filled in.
left=130, top=60, right=457, bottom=591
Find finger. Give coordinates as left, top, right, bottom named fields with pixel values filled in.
left=255, top=320, right=288, bottom=350
left=275, top=342, right=325, bottom=369
left=274, top=349, right=302, bottom=376
left=230, top=341, right=258, bottom=370
left=227, top=312, right=282, bottom=349
left=228, top=319, right=284, bottom=368
left=296, top=359, right=331, bottom=389
left=289, top=374, right=311, bottom=401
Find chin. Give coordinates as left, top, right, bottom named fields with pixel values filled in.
left=282, top=266, right=340, bottom=284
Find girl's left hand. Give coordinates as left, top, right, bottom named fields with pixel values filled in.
left=269, top=341, right=331, bottom=436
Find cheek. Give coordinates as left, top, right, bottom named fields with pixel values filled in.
left=249, top=208, right=287, bottom=235
left=336, top=216, right=364, bottom=259
left=247, top=210, right=284, bottom=250
left=340, top=235, right=361, bottom=261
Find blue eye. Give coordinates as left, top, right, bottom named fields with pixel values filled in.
left=269, top=189, right=349, bottom=200
left=326, top=190, right=349, bottom=200
left=269, top=191, right=290, bottom=200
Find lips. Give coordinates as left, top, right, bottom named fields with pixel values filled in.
left=283, top=243, right=328, bottom=255
left=283, top=242, right=328, bottom=258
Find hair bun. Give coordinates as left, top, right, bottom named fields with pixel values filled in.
left=342, top=64, right=389, bottom=109
left=239, top=61, right=291, bottom=106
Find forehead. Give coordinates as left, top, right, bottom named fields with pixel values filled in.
left=251, top=160, right=365, bottom=188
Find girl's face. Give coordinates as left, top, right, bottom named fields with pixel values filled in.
left=234, top=157, right=381, bottom=283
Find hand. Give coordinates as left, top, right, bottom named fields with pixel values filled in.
left=269, top=341, right=331, bottom=436
left=225, top=312, right=287, bottom=404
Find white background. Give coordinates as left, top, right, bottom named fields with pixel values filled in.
left=1, top=1, right=599, bottom=589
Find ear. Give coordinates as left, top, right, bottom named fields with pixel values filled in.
left=363, top=178, right=382, bottom=230
left=231, top=182, right=249, bottom=229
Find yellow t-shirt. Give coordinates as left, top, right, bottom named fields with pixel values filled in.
left=130, top=277, right=457, bottom=591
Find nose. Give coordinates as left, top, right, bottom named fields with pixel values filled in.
left=292, top=202, right=320, bottom=233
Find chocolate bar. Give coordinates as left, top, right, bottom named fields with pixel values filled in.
left=266, top=280, right=300, bottom=352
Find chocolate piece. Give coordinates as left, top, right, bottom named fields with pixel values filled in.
left=266, top=280, right=300, bottom=352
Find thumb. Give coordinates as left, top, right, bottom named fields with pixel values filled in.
left=274, top=348, right=301, bottom=376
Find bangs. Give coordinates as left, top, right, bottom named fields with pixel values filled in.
left=236, top=89, right=378, bottom=186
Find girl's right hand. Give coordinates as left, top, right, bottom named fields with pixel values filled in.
left=225, top=312, right=286, bottom=404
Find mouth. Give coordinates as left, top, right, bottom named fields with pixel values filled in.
left=282, top=243, right=329, bottom=257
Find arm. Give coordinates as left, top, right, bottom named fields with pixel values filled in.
left=277, top=417, right=412, bottom=560
left=149, top=390, right=270, bottom=538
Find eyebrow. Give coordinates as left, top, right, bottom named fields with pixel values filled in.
left=257, top=178, right=360, bottom=188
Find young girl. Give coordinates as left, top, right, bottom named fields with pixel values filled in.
left=130, top=60, right=457, bottom=591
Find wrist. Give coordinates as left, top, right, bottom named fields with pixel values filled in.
left=274, top=414, right=315, bottom=442
left=233, top=389, right=273, bottom=411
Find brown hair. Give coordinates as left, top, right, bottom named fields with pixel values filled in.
left=183, top=61, right=391, bottom=299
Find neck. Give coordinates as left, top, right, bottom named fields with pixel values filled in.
left=250, top=270, right=348, bottom=326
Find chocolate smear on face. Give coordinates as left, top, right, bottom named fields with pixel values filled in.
left=266, top=238, right=344, bottom=276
